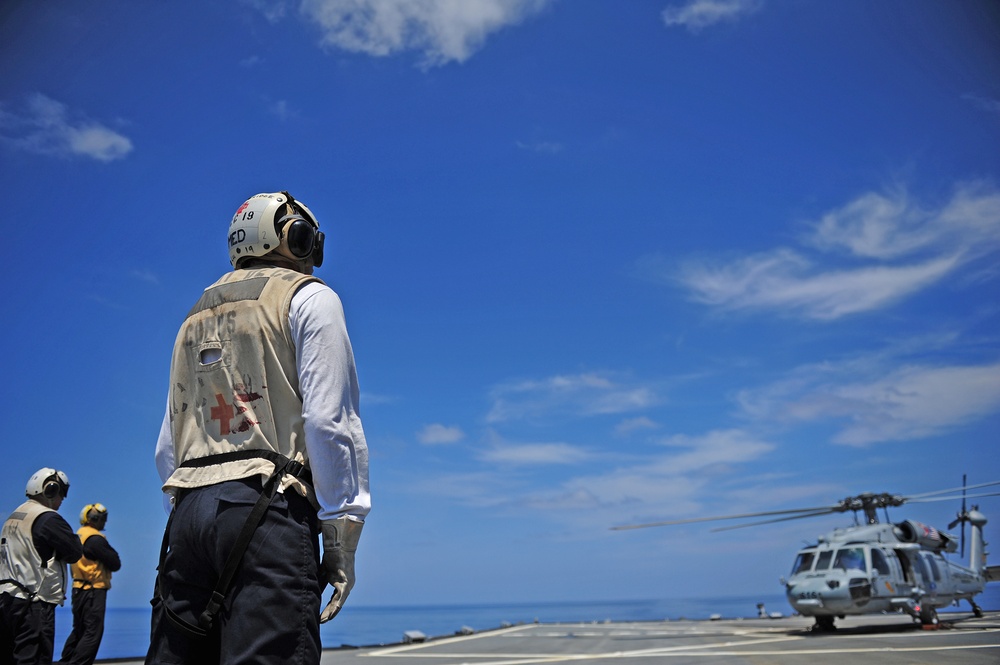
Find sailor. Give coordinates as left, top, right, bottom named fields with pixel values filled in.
left=60, top=504, right=121, bottom=665
left=1, top=468, right=83, bottom=665
left=147, top=191, right=371, bottom=665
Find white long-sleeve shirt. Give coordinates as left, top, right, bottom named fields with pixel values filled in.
left=155, top=280, right=370, bottom=523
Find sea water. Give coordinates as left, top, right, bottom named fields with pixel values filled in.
left=54, top=585, right=1000, bottom=660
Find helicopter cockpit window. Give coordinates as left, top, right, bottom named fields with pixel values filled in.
left=815, top=550, right=833, bottom=570
left=871, top=548, right=891, bottom=576
left=833, top=547, right=867, bottom=572
left=792, top=551, right=816, bottom=574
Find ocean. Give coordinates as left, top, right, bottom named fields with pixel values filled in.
left=55, top=585, right=1000, bottom=660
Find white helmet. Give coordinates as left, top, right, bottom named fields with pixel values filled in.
left=227, top=191, right=325, bottom=268
left=26, top=468, right=70, bottom=499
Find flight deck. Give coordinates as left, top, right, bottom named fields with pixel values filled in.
left=319, top=611, right=999, bottom=665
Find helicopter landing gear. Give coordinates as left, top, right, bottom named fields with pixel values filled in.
left=918, top=606, right=939, bottom=627
left=811, top=616, right=836, bottom=632
left=969, top=599, right=983, bottom=618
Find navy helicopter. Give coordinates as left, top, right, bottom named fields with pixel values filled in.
left=612, top=478, right=1000, bottom=631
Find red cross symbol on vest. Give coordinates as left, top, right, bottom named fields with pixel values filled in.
left=210, top=393, right=234, bottom=435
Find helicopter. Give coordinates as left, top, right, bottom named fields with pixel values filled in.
left=612, top=477, right=1000, bottom=631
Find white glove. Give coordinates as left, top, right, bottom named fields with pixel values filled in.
left=320, top=517, right=363, bottom=623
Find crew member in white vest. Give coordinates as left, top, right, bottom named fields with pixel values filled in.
left=147, top=191, right=370, bottom=665
left=1, top=468, right=83, bottom=665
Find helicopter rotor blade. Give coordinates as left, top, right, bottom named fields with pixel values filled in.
left=709, top=510, right=838, bottom=532
left=610, top=479, right=1000, bottom=533
left=905, top=479, right=1000, bottom=500
left=610, top=504, right=837, bottom=531
left=905, top=491, right=1000, bottom=505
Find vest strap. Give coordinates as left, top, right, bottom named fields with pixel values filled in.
left=0, top=578, right=36, bottom=599
left=179, top=450, right=312, bottom=485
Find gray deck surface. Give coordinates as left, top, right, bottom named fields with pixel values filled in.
left=105, top=611, right=1000, bottom=664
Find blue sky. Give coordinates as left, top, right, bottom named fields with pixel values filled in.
left=3, top=0, right=1000, bottom=614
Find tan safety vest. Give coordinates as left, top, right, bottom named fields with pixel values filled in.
left=70, top=526, right=112, bottom=590
left=163, top=266, right=320, bottom=502
left=0, top=500, right=69, bottom=605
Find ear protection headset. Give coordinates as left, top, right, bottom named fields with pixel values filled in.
left=276, top=213, right=325, bottom=267
left=43, top=475, right=68, bottom=499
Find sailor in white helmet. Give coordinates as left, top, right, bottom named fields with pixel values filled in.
left=1, top=468, right=83, bottom=665
left=148, top=191, right=370, bottom=665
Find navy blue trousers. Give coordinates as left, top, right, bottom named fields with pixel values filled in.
left=60, top=587, right=107, bottom=665
left=0, top=593, right=55, bottom=665
left=145, top=479, right=321, bottom=665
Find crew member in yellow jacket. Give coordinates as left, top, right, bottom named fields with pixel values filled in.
left=60, top=504, right=121, bottom=665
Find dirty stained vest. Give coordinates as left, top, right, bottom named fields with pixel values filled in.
left=0, top=500, right=69, bottom=604
left=164, top=266, right=321, bottom=502
left=70, top=526, right=112, bottom=590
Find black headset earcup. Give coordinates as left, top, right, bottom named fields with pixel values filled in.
left=43, top=480, right=59, bottom=498
left=286, top=219, right=315, bottom=259
left=312, top=231, right=325, bottom=268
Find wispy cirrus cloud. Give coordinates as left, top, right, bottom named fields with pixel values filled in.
left=487, top=372, right=660, bottom=423
left=662, top=0, right=763, bottom=33
left=522, top=429, right=775, bottom=522
left=963, top=93, right=1000, bottom=115
left=650, top=180, right=1000, bottom=320
left=478, top=440, right=593, bottom=465
left=737, top=353, right=1000, bottom=446
left=0, top=94, right=133, bottom=162
left=807, top=181, right=1000, bottom=260
left=297, top=0, right=554, bottom=68
left=672, top=249, right=961, bottom=320
left=412, top=428, right=777, bottom=527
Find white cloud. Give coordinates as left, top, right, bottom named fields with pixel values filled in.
left=737, top=357, right=1000, bottom=446
left=409, top=471, right=512, bottom=508
left=487, top=372, right=660, bottom=423
left=299, top=0, right=553, bottom=68
left=679, top=249, right=960, bottom=320
left=0, top=94, right=133, bottom=162
left=268, top=99, right=300, bottom=121
left=479, top=441, right=592, bottom=465
left=614, top=416, right=660, bottom=437
left=807, top=182, right=1000, bottom=260
left=242, top=0, right=291, bottom=23
left=417, top=423, right=465, bottom=445
left=524, top=429, right=775, bottom=521
left=662, top=0, right=762, bottom=33
left=963, top=93, right=1000, bottom=115
left=666, top=181, right=1000, bottom=320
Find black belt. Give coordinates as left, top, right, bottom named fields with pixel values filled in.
left=159, top=450, right=312, bottom=639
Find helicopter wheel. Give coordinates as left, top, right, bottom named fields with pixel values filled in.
left=919, top=606, right=938, bottom=627
left=812, top=616, right=836, bottom=632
